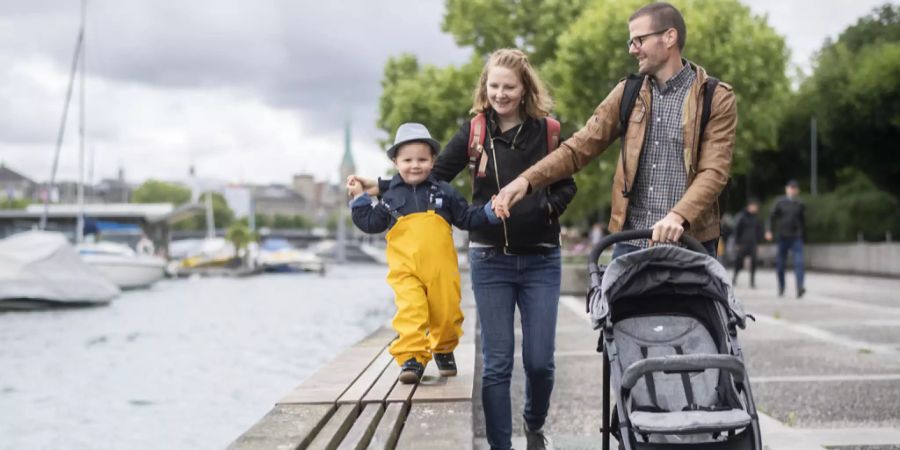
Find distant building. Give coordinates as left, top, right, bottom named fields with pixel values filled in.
left=293, top=174, right=315, bottom=206
left=0, top=163, right=36, bottom=202
left=253, top=184, right=308, bottom=218
left=92, top=168, right=132, bottom=203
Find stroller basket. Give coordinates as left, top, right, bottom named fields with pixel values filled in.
left=587, top=230, right=760, bottom=450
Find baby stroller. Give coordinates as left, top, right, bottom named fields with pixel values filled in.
left=587, top=230, right=760, bottom=449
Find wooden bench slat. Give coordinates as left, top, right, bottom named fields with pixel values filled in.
left=384, top=375, right=416, bottom=403
left=306, top=403, right=360, bottom=450
left=338, top=349, right=394, bottom=405
left=394, top=401, right=473, bottom=450
left=411, top=344, right=476, bottom=403
left=361, top=360, right=401, bottom=404
left=336, top=403, right=384, bottom=450
left=366, top=402, right=407, bottom=450
left=226, top=403, right=334, bottom=450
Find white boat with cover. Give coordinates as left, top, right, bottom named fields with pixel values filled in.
left=0, top=231, right=120, bottom=310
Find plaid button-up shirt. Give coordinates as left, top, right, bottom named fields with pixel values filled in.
left=624, top=63, right=696, bottom=247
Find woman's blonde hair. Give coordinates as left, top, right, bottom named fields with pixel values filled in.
left=471, top=48, right=553, bottom=119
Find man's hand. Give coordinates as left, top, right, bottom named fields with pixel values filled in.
left=492, top=177, right=530, bottom=219
left=765, top=231, right=773, bottom=242
left=651, top=212, right=685, bottom=245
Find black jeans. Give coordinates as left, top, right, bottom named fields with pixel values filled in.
left=732, top=244, right=758, bottom=286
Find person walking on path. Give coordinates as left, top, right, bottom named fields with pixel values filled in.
left=732, top=198, right=763, bottom=288
left=347, top=122, right=500, bottom=384
left=353, top=48, right=576, bottom=450
left=492, top=2, right=737, bottom=261
left=766, top=179, right=806, bottom=298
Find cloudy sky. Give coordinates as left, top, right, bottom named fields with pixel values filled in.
left=0, top=0, right=892, bottom=188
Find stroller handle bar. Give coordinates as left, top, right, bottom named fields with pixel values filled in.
left=589, top=229, right=706, bottom=265
left=621, top=354, right=746, bottom=391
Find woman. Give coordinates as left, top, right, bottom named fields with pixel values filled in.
left=359, top=48, right=575, bottom=450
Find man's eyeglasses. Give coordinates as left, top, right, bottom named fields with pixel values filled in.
left=627, top=29, right=669, bottom=50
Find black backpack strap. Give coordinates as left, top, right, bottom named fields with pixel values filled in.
left=697, top=76, right=725, bottom=210
left=618, top=74, right=644, bottom=198
left=698, top=76, right=719, bottom=153
left=617, top=74, right=644, bottom=136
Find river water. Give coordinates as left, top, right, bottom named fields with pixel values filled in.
left=0, top=264, right=394, bottom=450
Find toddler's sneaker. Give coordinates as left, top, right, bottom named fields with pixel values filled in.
left=433, top=352, right=457, bottom=376
left=398, top=358, right=425, bottom=384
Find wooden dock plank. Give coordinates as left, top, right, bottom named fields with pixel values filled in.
left=394, top=401, right=473, bottom=450
left=336, top=403, right=384, bottom=450
left=338, top=349, right=394, bottom=405
left=361, top=360, right=401, bottom=404
left=306, top=403, right=360, bottom=450
left=411, top=344, right=476, bottom=402
left=366, top=402, right=407, bottom=450
left=227, top=403, right=334, bottom=450
left=384, top=375, right=417, bottom=403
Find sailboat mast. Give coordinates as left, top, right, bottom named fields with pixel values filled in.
left=40, top=7, right=84, bottom=230
left=76, top=0, right=87, bottom=244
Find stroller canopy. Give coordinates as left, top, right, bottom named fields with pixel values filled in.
left=590, top=245, right=746, bottom=328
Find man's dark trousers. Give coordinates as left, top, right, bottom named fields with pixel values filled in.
left=732, top=244, right=758, bottom=287
left=775, top=236, right=804, bottom=295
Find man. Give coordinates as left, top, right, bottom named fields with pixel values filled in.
left=493, top=2, right=737, bottom=259
left=732, top=198, right=763, bottom=288
left=766, top=179, right=806, bottom=298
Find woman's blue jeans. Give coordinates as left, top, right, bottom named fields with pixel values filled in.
left=469, top=247, right=561, bottom=450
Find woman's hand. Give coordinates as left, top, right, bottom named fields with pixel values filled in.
left=493, top=177, right=530, bottom=219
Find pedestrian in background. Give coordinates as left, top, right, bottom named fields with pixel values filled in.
left=732, top=198, right=763, bottom=288
left=766, top=179, right=806, bottom=298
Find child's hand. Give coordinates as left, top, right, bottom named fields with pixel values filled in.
left=490, top=195, right=506, bottom=220
left=348, top=175, right=380, bottom=196
left=346, top=177, right=363, bottom=198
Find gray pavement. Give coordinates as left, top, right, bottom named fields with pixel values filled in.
left=470, top=268, right=900, bottom=449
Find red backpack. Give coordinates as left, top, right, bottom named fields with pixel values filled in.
left=467, top=113, right=561, bottom=178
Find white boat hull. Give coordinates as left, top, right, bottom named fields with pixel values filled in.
left=81, top=254, right=166, bottom=289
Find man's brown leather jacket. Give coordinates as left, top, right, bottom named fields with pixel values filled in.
left=521, top=62, right=737, bottom=242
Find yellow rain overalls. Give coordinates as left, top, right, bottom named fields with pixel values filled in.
left=385, top=210, right=464, bottom=366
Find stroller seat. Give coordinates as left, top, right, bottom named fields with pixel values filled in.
left=614, top=315, right=751, bottom=438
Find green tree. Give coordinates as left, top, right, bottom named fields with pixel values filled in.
left=226, top=221, right=257, bottom=258
left=794, top=4, right=900, bottom=197
left=442, top=0, right=590, bottom=64
left=4, top=198, right=31, bottom=209
left=131, top=180, right=191, bottom=204
left=174, top=192, right=234, bottom=231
